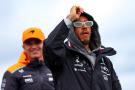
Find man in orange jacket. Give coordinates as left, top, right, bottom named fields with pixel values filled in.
left=1, top=27, right=54, bottom=90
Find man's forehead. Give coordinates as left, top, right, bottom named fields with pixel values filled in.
left=78, top=16, right=88, bottom=21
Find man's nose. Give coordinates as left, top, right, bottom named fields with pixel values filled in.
left=81, top=24, right=87, bottom=30
left=30, top=44, right=37, bottom=48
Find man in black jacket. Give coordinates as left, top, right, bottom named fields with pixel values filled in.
left=43, top=6, right=122, bottom=90
left=1, top=27, right=54, bottom=90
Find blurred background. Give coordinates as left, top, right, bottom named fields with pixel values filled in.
left=0, top=0, right=135, bottom=89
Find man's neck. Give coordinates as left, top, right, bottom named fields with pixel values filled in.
left=30, top=56, right=44, bottom=62
left=84, top=45, right=91, bottom=53
left=84, top=45, right=90, bottom=49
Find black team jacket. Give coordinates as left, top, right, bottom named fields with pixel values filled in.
left=1, top=52, right=54, bottom=90
left=43, top=12, right=122, bottom=90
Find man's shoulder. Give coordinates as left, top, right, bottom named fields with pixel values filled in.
left=6, top=63, right=26, bottom=74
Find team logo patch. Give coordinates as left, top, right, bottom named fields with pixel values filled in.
left=24, top=78, right=33, bottom=83
left=23, top=74, right=33, bottom=83
left=18, top=69, right=24, bottom=73
left=100, top=59, right=111, bottom=81
left=73, top=55, right=86, bottom=72
left=47, top=73, right=53, bottom=82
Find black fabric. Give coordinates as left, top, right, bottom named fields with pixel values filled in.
left=43, top=18, right=122, bottom=90
left=1, top=60, right=54, bottom=90
left=27, top=59, right=44, bottom=68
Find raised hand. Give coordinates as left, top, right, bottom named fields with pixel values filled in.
left=67, top=6, right=84, bottom=21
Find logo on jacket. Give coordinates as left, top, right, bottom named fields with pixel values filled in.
left=1, top=78, right=6, bottom=89
left=18, top=69, right=24, bottom=73
left=47, top=73, right=53, bottom=82
left=24, top=78, right=33, bottom=83
left=101, top=66, right=110, bottom=81
left=100, top=58, right=110, bottom=81
left=23, top=74, right=33, bottom=83
left=73, top=55, right=86, bottom=72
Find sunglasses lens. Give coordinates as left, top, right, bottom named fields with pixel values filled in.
left=73, top=22, right=83, bottom=27
left=24, top=39, right=41, bottom=45
left=85, top=21, right=93, bottom=27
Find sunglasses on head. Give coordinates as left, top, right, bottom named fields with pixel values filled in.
left=73, top=21, right=93, bottom=28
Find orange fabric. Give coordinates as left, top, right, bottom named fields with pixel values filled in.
left=17, top=51, right=30, bottom=64
left=22, top=27, right=45, bottom=43
left=7, top=51, right=30, bottom=73
left=7, top=63, right=25, bottom=73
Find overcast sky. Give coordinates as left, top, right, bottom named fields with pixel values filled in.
left=0, top=0, right=135, bottom=90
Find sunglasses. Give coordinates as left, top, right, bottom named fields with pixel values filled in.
left=24, top=38, right=42, bottom=46
left=73, top=21, right=93, bottom=28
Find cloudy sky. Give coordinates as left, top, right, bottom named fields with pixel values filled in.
left=0, top=0, right=135, bottom=89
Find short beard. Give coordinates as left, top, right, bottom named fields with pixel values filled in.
left=81, top=39, right=90, bottom=45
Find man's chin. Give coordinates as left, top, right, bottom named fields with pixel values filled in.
left=81, top=39, right=89, bottom=45
left=30, top=55, right=40, bottom=59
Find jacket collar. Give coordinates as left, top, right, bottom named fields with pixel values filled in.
left=66, top=41, right=116, bottom=57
